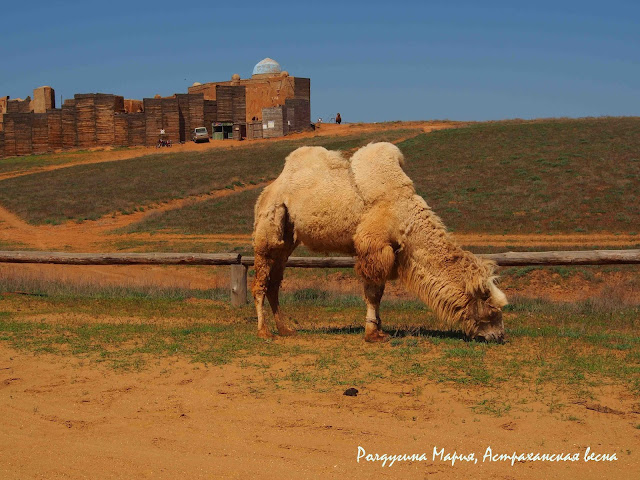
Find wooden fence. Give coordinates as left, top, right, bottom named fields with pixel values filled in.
left=1, top=249, right=639, bottom=306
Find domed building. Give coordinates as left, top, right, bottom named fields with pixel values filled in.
left=252, top=58, right=281, bottom=78
left=187, top=58, right=310, bottom=139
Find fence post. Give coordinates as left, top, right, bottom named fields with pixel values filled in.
left=230, top=264, right=248, bottom=306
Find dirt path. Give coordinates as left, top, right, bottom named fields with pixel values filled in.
left=452, top=233, right=640, bottom=248
left=1, top=195, right=638, bottom=254
left=108, top=232, right=640, bottom=249
left=0, top=346, right=637, bottom=479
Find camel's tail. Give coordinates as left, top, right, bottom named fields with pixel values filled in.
left=252, top=186, right=290, bottom=254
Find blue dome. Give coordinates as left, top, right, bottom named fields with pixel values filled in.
left=252, top=58, right=281, bottom=76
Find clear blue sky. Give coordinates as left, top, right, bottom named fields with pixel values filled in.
left=1, top=0, right=638, bottom=122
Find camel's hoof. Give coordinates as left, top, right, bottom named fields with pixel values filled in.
left=277, top=326, right=297, bottom=337
left=364, top=331, right=390, bottom=343
left=257, top=329, right=275, bottom=340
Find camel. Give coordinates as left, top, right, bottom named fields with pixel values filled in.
left=252, top=142, right=508, bottom=342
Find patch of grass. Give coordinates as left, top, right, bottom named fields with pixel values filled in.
left=0, top=273, right=229, bottom=303
left=0, top=239, right=30, bottom=250
left=0, top=281, right=637, bottom=402
left=0, top=150, right=102, bottom=175
left=0, top=318, right=263, bottom=370
left=401, top=117, right=640, bottom=233
left=120, top=117, right=640, bottom=236
left=444, top=346, right=486, bottom=358
left=472, top=398, right=512, bottom=417
left=564, top=415, right=583, bottom=422
left=123, top=188, right=262, bottom=235
left=0, top=129, right=419, bottom=225
left=509, top=266, right=537, bottom=278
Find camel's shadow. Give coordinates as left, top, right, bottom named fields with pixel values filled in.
left=302, top=325, right=467, bottom=341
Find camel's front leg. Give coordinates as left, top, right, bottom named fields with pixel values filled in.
left=363, top=281, right=389, bottom=343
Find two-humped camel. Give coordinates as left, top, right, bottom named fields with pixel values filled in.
left=252, top=142, right=507, bottom=342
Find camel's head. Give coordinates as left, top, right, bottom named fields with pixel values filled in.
left=462, top=280, right=508, bottom=343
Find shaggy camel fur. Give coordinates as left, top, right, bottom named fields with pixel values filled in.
left=252, top=142, right=508, bottom=342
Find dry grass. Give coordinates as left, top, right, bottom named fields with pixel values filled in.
left=0, top=129, right=420, bottom=225
left=0, top=278, right=637, bottom=401
left=401, top=117, right=640, bottom=233
left=123, top=188, right=263, bottom=235
left=0, top=149, right=116, bottom=176
left=120, top=117, right=640, bottom=236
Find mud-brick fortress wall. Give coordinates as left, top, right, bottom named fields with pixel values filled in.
left=0, top=90, right=211, bottom=157
left=141, top=94, right=206, bottom=146
left=1, top=91, right=129, bottom=157
left=188, top=73, right=310, bottom=131
left=0, top=59, right=312, bottom=158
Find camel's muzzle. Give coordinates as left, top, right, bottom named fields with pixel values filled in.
left=474, top=332, right=505, bottom=344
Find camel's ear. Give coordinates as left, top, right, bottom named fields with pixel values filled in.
left=467, top=259, right=507, bottom=307
left=465, top=273, right=507, bottom=308
left=489, top=281, right=508, bottom=307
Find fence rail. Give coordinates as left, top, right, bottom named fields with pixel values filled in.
left=1, top=249, right=639, bottom=306
left=241, top=250, right=640, bottom=267
left=0, top=251, right=241, bottom=266
left=1, top=250, right=639, bottom=267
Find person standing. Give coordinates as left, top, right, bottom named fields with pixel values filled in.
left=336, top=113, right=342, bottom=125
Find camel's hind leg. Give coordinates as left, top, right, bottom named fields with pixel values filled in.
left=253, top=246, right=297, bottom=338
left=252, top=200, right=297, bottom=339
left=265, top=245, right=297, bottom=336
left=253, top=255, right=276, bottom=339
left=363, top=281, right=389, bottom=343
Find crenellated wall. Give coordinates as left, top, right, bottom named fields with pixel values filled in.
left=0, top=65, right=311, bottom=157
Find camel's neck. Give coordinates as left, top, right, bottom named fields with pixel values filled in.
left=395, top=196, right=483, bottom=326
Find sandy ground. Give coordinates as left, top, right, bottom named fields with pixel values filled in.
left=1, top=347, right=638, bottom=480
left=1, top=122, right=639, bottom=479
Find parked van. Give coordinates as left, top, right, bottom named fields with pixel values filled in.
left=192, top=127, right=209, bottom=143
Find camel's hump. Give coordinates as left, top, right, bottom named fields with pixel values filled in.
left=283, top=146, right=350, bottom=173
left=352, top=142, right=406, bottom=168
left=350, top=142, right=414, bottom=204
